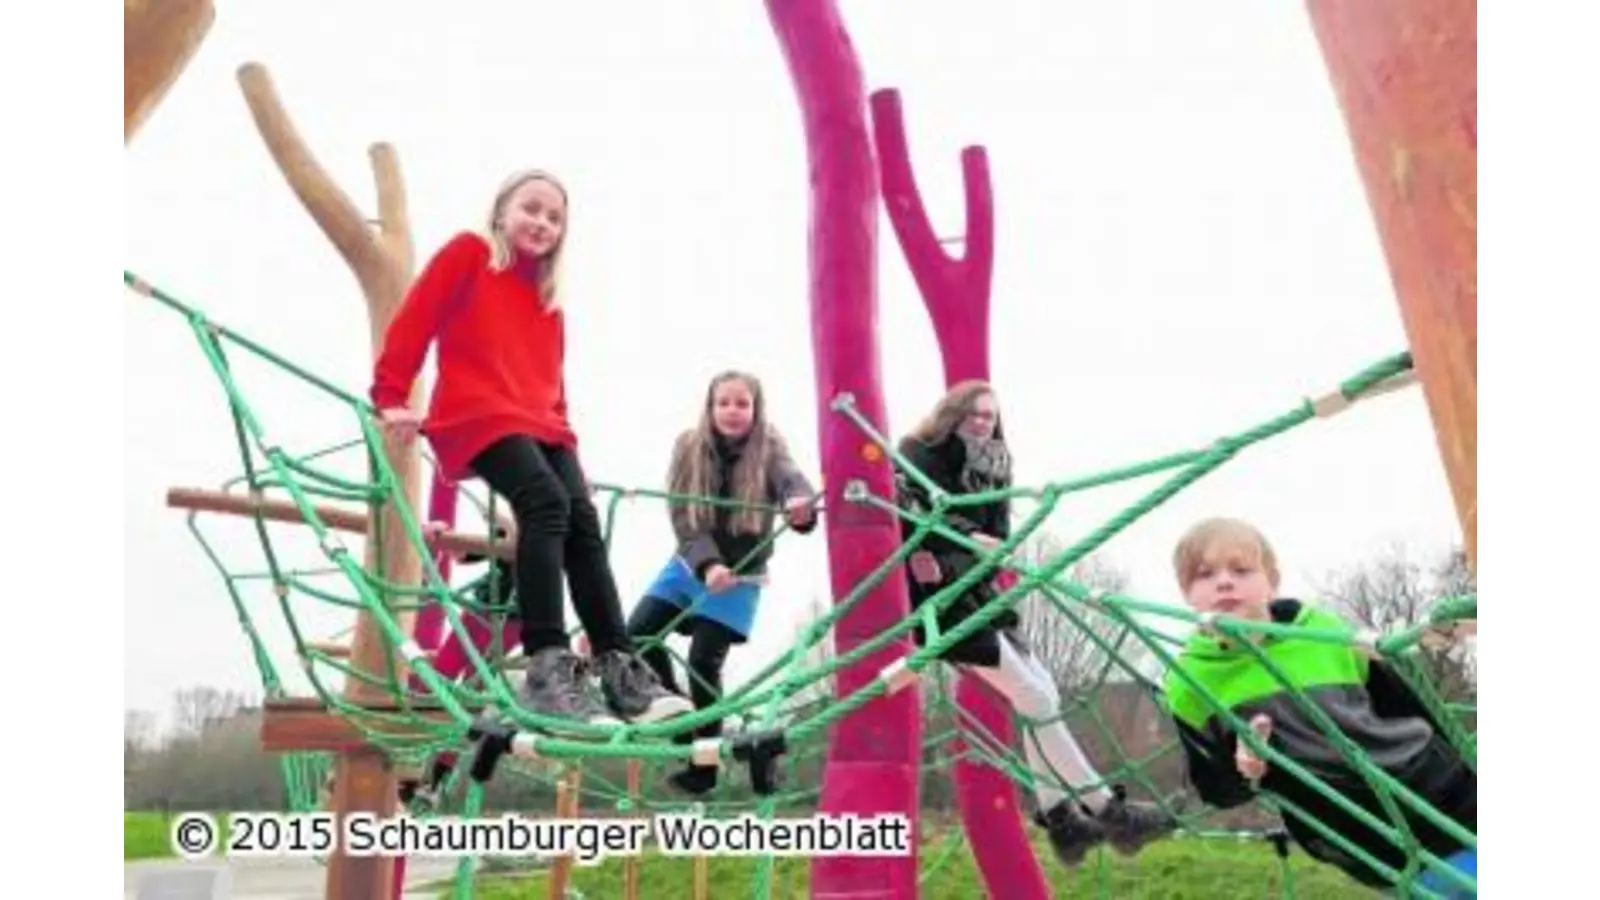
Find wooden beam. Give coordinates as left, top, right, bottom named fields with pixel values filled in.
left=623, top=761, right=641, bottom=900
left=304, top=641, right=353, bottom=659
left=261, top=698, right=473, bottom=753
left=166, top=486, right=512, bottom=561
left=549, top=769, right=584, bottom=899
left=1304, top=0, right=1477, bottom=568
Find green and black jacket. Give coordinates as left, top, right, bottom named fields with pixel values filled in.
left=1165, top=598, right=1475, bottom=888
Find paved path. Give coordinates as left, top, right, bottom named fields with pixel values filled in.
left=123, top=856, right=464, bottom=899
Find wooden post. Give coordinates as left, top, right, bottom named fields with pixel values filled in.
left=1303, top=0, right=1477, bottom=568
left=548, top=776, right=570, bottom=899
left=235, top=60, right=421, bottom=900
left=549, top=767, right=583, bottom=899
left=623, top=761, right=641, bottom=900
left=693, top=853, right=709, bottom=900
left=124, top=0, right=215, bottom=143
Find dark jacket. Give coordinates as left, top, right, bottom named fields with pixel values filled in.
left=672, top=431, right=817, bottom=579
left=1165, top=598, right=1476, bottom=889
left=893, top=432, right=1018, bottom=667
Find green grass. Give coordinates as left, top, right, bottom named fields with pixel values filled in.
left=126, top=812, right=176, bottom=860
left=128, top=812, right=1377, bottom=897
left=125, top=811, right=234, bottom=861
left=456, top=832, right=1377, bottom=899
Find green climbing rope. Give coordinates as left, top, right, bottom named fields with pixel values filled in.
left=126, top=270, right=1476, bottom=898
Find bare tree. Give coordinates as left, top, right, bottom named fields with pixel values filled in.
left=125, top=709, right=156, bottom=751
left=790, top=592, right=836, bottom=708
left=1310, top=542, right=1476, bottom=705
left=171, top=686, right=255, bottom=738
left=1432, top=546, right=1476, bottom=608
left=752, top=590, right=837, bottom=770
left=128, top=707, right=289, bottom=812
left=1014, top=533, right=1149, bottom=697
left=125, top=709, right=157, bottom=799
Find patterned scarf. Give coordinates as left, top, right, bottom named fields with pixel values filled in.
left=956, top=431, right=1011, bottom=493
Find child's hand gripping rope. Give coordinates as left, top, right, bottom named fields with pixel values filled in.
left=378, top=406, right=424, bottom=444
left=1236, top=714, right=1274, bottom=783
left=782, top=494, right=818, bottom=529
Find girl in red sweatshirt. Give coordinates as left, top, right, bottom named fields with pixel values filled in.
left=370, top=169, right=691, bottom=729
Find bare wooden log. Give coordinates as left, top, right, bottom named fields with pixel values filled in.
left=369, top=143, right=416, bottom=300
left=125, top=0, right=215, bottom=142
left=235, top=59, right=422, bottom=682
left=236, top=59, right=422, bottom=900
left=261, top=698, right=468, bottom=753
left=166, top=486, right=513, bottom=561
left=237, top=64, right=401, bottom=295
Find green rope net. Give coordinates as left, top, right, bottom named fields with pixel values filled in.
left=127, top=270, right=1478, bottom=898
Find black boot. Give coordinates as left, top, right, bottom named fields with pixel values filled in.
left=668, top=764, right=719, bottom=797
left=1090, top=785, right=1179, bottom=856
left=1034, top=800, right=1106, bottom=867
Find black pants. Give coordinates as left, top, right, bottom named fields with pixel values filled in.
left=1285, top=742, right=1476, bottom=889
left=626, top=597, right=738, bottom=744
left=468, top=434, right=632, bottom=657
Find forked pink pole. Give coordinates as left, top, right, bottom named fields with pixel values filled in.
left=870, top=88, right=1050, bottom=899
left=766, top=1, right=923, bottom=897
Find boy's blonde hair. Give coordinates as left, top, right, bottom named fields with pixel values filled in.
left=483, top=168, right=568, bottom=309
left=1173, top=517, right=1281, bottom=590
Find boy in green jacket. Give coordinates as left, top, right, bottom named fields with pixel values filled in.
left=1163, top=518, right=1476, bottom=895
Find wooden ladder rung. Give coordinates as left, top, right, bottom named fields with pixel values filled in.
left=304, top=641, right=353, bottom=658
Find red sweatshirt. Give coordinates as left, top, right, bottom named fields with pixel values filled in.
left=370, top=231, right=575, bottom=480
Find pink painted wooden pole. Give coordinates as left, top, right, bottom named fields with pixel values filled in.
left=408, top=472, right=460, bottom=655
left=871, top=87, right=1051, bottom=900
left=766, top=1, right=923, bottom=897
left=407, top=472, right=519, bottom=689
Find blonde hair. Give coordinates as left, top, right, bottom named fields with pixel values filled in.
left=905, top=379, right=1002, bottom=447
left=668, top=370, right=783, bottom=536
left=1173, top=517, right=1281, bottom=591
left=482, top=168, right=568, bottom=309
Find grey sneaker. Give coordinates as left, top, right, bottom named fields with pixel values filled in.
left=520, top=646, right=617, bottom=728
left=1034, top=800, right=1107, bottom=867
left=1092, top=786, right=1178, bottom=856
left=595, top=649, right=695, bottom=723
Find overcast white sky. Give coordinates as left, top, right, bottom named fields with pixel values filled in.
left=123, top=0, right=1470, bottom=728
